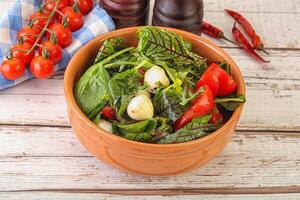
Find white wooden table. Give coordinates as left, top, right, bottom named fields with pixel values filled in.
left=1, top=0, right=300, bottom=199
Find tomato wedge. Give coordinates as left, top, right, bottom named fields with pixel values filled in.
left=174, top=85, right=215, bottom=130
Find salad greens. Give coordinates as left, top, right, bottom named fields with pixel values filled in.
left=74, top=26, right=245, bottom=144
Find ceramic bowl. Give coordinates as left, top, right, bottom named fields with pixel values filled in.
left=64, top=26, right=245, bottom=176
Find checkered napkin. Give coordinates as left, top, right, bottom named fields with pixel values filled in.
left=0, top=0, right=115, bottom=90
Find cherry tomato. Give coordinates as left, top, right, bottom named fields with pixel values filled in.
left=195, top=63, right=219, bottom=96
left=30, top=56, right=54, bottom=79
left=0, top=58, right=25, bottom=80
left=102, top=106, right=116, bottom=119
left=38, top=41, right=63, bottom=64
left=209, top=107, right=223, bottom=124
left=59, top=6, right=84, bottom=32
left=196, top=63, right=237, bottom=97
left=174, top=85, right=215, bottom=130
left=44, top=0, right=69, bottom=13
left=69, top=0, right=93, bottom=15
left=48, top=23, right=72, bottom=48
left=17, top=26, right=41, bottom=45
left=29, top=11, right=54, bottom=30
left=11, top=42, right=35, bottom=65
left=213, top=67, right=237, bottom=97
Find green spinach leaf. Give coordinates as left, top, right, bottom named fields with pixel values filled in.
left=215, top=95, right=246, bottom=111
left=108, top=69, right=142, bottom=118
left=112, top=119, right=157, bottom=142
left=157, top=115, right=218, bottom=144
left=153, top=79, right=188, bottom=123
left=94, top=37, right=126, bottom=64
left=74, top=65, right=110, bottom=118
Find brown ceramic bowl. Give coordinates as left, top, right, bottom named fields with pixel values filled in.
left=64, top=26, right=245, bottom=176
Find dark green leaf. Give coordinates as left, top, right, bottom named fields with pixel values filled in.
left=108, top=69, right=142, bottom=118
left=151, top=117, right=172, bottom=142
left=153, top=80, right=188, bottom=123
left=94, top=37, right=126, bottom=64
left=137, top=26, right=205, bottom=67
left=157, top=115, right=217, bottom=144
left=113, top=119, right=157, bottom=142
left=74, top=65, right=110, bottom=117
left=215, top=95, right=246, bottom=111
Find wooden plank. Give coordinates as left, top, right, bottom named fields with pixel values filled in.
left=1, top=193, right=300, bottom=200
left=202, top=12, right=300, bottom=49
left=204, top=0, right=300, bottom=13
left=1, top=49, right=300, bottom=131
left=0, top=126, right=299, bottom=190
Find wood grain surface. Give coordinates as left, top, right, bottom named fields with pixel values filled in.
left=0, top=0, right=300, bottom=199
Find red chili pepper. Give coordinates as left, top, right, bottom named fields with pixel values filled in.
left=225, top=9, right=268, bottom=54
left=174, top=85, right=215, bottom=130
left=196, top=63, right=237, bottom=97
left=232, top=22, right=269, bottom=63
left=201, top=21, right=236, bottom=45
left=209, top=107, right=223, bottom=124
left=102, top=106, right=116, bottom=119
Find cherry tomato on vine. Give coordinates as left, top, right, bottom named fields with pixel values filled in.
left=43, top=0, right=69, bottom=13
left=17, top=26, right=41, bottom=45
left=0, top=58, right=26, bottom=80
left=29, top=11, right=54, bottom=30
left=102, top=106, right=116, bottom=119
left=59, top=6, right=84, bottom=32
left=69, top=0, right=93, bottom=15
left=48, top=23, right=72, bottom=48
left=30, top=56, right=54, bottom=79
left=11, top=42, right=35, bottom=65
left=38, top=41, right=63, bottom=64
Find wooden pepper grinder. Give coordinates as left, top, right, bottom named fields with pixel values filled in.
left=99, top=0, right=150, bottom=29
left=152, top=0, right=204, bottom=34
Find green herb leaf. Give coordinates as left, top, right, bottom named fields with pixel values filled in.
left=113, top=119, right=157, bottom=142
left=157, top=115, right=218, bottom=144
left=153, top=79, right=188, bottom=123
left=137, top=26, right=205, bottom=67
left=108, top=69, right=142, bottom=118
left=215, top=95, right=246, bottom=111
left=74, top=65, right=110, bottom=118
left=151, top=116, right=172, bottom=142
left=94, top=37, right=126, bottom=64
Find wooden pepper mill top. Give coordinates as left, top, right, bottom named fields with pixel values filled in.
left=99, top=0, right=150, bottom=29
left=152, top=0, right=204, bottom=34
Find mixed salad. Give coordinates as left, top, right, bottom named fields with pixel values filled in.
left=74, top=26, right=245, bottom=144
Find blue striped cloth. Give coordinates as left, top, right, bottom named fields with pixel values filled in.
left=0, top=0, right=115, bottom=90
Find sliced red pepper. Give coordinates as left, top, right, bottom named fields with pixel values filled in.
left=174, top=85, right=215, bottom=130
left=102, top=106, right=116, bottom=119
left=196, top=63, right=237, bottom=97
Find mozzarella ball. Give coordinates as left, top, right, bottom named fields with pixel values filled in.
left=144, top=65, right=170, bottom=92
left=127, top=95, right=154, bottom=120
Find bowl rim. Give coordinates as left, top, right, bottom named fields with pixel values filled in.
left=64, top=26, right=245, bottom=149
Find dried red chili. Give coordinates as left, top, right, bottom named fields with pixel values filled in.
left=232, top=22, right=268, bottom=63
left=225, top=9, right=268, bottom=54
left=201, top=21, right=236, bottom=45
